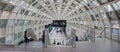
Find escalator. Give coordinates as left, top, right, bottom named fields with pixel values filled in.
left=49, top=27, right=67, bottom=46
left=44, top=20, right=76, bottom=47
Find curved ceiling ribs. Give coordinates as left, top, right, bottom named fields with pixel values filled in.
left=1, top=0, right=119, bottom=37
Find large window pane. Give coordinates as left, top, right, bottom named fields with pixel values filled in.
left=104, top=5, right=117, bottom=19
left=112, top=2, right=120, bottom=17
left=116, top=1, right=120, bottom=8
left=5, top=34, right=13, bottom=44
left=112, top=20, right=119, bottom=27
left=100, top=13, right=110, bottom=26
left=105, top=27, right=111, bottom=38
left=7, top=19, right=14, bottom=27
left=92, top=1, right=100, bottom=7
left=112, top=3, right=119, bottom=10
left=0, top=37, right=5, bottom=43
left=0, top=11, right=10, bottom=19
left=9, top=13, right=17, bottom=19
left=112, top=28, right=119, bottom=41
left=3, top=5, right=14, bottom=12
left=0, top=2, right=5, bottom=10
left=98, top=0, right=108, bottom=4
left=19, top=20, right=25, bottom=26
left=104, top=5, right=113, bottom=12
left=0, top=19, right=8, bottom=28
left=14, top=19, right=19, bottom=26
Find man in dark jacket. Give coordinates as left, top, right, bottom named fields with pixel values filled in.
left=24, top=31, right=29, bottom=42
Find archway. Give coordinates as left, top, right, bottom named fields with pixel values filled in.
left=24, top=28, right=37, bottom=42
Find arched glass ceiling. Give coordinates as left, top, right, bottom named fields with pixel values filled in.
left=25, top=0, right=118, bottom=27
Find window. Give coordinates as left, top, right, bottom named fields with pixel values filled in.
left=98, top=0, right=108, bottom=4
left=112, top=3, right=120, bottom=17
left=28, top=20, right=32, bottom=25
left=0, top=19, right=8, bottom=28
left=19, top=20, right=25, bottom=26
left=0, top=37, right=5, bottom=43
left=32, top=2, right=38, bottom=6
left=92, top=1, right=100, bottom=7
left=35, top=20, right=38, bottom=25
left=13, top=19, right=18, bottom=26
left=20, top=9, right=25, bottom=14
left=28, top=0, right=35, bottom=4
left=116, top=1, right=120, bottom=8
left=32, top=13, right=36, bottom=16
left=90, top=15, right=95, bottom=21
left=104, top=5, right=113, bottom=12
left=0, top=2, right=5, bottom=10
left=112, top=3, right=119, bottom=10
left=24, top=11, right=29, bottom=15
left=3, top=5, right=14, bottom=12
left=105, top=27, right=111, bottom=38
left=111, top=20, right=119, bottom=27
left=84, top=6, right=89, bottom=10
left=0, top=10, right=10, bottom=19
left=8, top=19, right=15, bottom=27
left=112, top=1, right=120, bottom=17
left=9, top=12, right=16, bottom=18
left=25, top=20, right=29, bottom=26
left=98, top=8, right=110, bottom=27
left=104, top=5, right=117, bottom=19
left=14, top=33, right=17, bottom=40
left=88, top=1, right=100, bottom=8
left=39, top=26, right=41, bottom=29
left=35, top=28, right=37, bottom=31
left=112, top=28, right=119, bottom=41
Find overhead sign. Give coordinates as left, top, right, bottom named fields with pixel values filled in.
left=53, top=20, right=66, bottom=27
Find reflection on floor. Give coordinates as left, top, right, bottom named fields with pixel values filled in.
left=19, top=41, right=43, bottom=48
left=0, top=41, right=44, bottom=52
left=0, top=38, right=120, bottom=52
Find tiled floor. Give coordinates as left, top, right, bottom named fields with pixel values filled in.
left=75, top=38, right=120, bottom=52
left=0, top=38, right=120, bottom=52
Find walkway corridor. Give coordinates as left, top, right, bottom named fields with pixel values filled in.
left=0, top=38, right=120, bottom=52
